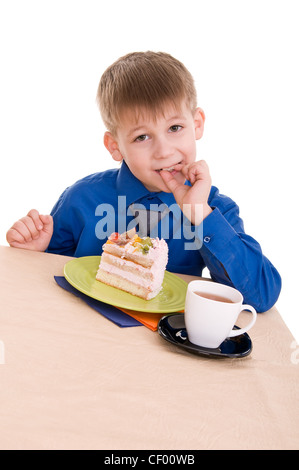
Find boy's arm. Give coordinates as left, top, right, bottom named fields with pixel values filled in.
left=6, top=210, right=53, bottom=252
left=198, top=201, right=281, bottom=312
left=45, top=186, right=84, bottom=257
left=161, top=162, right=281, bottom=312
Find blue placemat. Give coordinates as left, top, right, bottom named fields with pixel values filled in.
left=54, top=276, right=142, bottom=328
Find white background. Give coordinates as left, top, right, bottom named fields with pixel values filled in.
left=1, top=1, right=298, bottom=341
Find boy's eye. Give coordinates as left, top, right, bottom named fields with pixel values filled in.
left=169, top=125, right=182, bottom=132
left=134, top=134, right=148, bottom=142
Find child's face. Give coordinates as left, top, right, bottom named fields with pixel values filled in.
left=105, top=101, right=205, bottom=193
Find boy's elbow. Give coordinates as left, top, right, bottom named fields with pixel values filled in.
left=250, top=271, right=282, bottom=313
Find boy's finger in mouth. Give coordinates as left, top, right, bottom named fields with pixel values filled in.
left=155, top=162, right=183, bottom=176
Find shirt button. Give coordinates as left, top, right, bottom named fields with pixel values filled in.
left=204, top=236, right=211, bottom=243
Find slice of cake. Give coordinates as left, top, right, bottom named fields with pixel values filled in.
left=96, top=228, right=169, bottom=300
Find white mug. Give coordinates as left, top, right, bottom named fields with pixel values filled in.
left=184, top=280, right=257, bottom=348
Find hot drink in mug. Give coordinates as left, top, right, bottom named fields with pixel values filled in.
left=184, top=280, right=257, bottom=348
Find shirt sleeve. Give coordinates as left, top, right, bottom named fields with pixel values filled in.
left=46, top=187, right=79, bottom=256
left=198, top=190, right=281, bottom=312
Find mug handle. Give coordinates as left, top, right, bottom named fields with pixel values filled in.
left=228, top=305, right=257, bottom=338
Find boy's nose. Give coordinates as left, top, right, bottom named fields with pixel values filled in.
left=153, top=137, right=174, bottom=160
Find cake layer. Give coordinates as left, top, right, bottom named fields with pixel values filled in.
left=95, top=269, right=161, bottom=300
left=100, top=253, right=153, bottom=282
left=103, top=243, right=154, bottom=268
left=97, top=251, right=165, bottom=292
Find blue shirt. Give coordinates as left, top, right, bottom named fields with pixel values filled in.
left=47, top=161, right=281, bottom=312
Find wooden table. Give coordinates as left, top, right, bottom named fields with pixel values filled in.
left=0, top=246, right=298, bottom=450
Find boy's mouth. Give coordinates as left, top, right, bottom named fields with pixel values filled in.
left=155, top=161, right=183, bottom=173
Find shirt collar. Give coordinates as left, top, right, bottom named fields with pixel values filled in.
left=116, top=161, right=176, bottom=208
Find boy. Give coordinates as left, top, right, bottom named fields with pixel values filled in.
left=6, top=51, right=281, bottom=312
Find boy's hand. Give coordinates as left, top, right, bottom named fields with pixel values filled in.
left=160, top=160, right=212, bottom=225
left=6, top=209, right=53, bottom=252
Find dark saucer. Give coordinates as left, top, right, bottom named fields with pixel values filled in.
left=158, top=313, right=252, bottom=358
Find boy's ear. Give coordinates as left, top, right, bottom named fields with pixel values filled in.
left=103, top=131, right=123, bottom=162
left=194, top=107, right=205, bottom=140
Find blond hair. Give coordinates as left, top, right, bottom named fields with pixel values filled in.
left=96, top=51, right=197, bottom=135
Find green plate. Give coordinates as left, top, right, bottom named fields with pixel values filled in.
left=64, top=256, right=187, bottom=313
